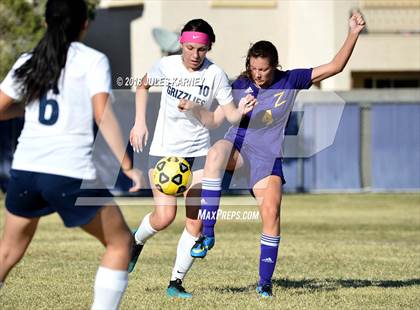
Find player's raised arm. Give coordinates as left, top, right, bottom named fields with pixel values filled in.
left=311, top=11, right=366, bottom=83
left=130, top=74, right=150, bottom=153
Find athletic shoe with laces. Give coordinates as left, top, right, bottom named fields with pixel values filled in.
left=166, top=279, right=192, bottom=298
left=128, top=229, right=144, bottom=273
left=256, top=284, right=273, bottom=298
left=190, top=235, right=215, bottom=258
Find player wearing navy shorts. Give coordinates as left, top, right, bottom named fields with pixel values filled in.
left=0, top=1, right=142, bottom=308
left=191, top=12, right=366, bottom=297
left=128, top=19, right=254, bottom=298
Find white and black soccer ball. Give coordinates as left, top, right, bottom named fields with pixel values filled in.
left=153, top=156, right=192, bottom=196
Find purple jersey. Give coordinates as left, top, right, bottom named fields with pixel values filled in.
left=225, top=68, right=312, bottom=158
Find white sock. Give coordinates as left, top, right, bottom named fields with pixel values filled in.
left=171, top=228, right=199, bottom=281
left=134, top=213, right=158, bottom=245
left=91, top=266, right=128, bottom=310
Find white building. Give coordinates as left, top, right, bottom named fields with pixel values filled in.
left=100, top=0, right=420, bottom=90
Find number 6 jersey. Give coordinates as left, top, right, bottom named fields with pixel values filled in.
left=0, top=42, right=112, bottom=180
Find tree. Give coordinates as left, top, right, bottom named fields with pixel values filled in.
left=0, top=0, right=44, bottom=80
left=0, top=0, right=99, bottom=80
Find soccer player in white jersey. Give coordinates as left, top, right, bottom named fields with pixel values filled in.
left=0, top=1, right=143, bottom=309
left=129, top=19, right=256, bottom=298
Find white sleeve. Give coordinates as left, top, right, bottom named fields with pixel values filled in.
left=0, top=54, right=31, bottom=100
left=86, top=54, right=112, bottom=98
left=214, top=70, right=233, bottom=106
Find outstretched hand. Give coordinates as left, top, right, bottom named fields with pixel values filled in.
left=238, top=94, right=257, bottom=115
left=130, top=122, right=148, bottom=153
left=123, top=168, right=144, bottom=192
left=178, top=99, right=195, bottom=112
left=349, top=11, right=366, bottom=34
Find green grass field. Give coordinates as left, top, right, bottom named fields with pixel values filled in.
left=0, top=193, right=419, bottom=309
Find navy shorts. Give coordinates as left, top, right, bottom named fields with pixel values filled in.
left=6, top=170, right=114, bottom=227
left=148, top=155, right=206, bottom=172
left=223, top=137, right=286, bottom=190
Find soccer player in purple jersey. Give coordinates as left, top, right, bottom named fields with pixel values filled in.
left=191, top=12, right=366, bottom=297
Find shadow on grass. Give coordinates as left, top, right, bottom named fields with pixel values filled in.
left=214, top=284, right=256, bottom=294
left=215, top=278, right=420, bottom=294
left=273, top=278, right=420, bottom=290
left=144, top=286, right=165, bottom=293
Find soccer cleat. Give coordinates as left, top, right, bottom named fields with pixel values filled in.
left=128, top=229, right=144, bottom=273
left=166, top=279, right=192, bottom=299
left=256, top=284, right=273, bottom=298
left=190, top=235, right=215, bottom=258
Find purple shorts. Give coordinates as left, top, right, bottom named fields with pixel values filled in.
left=223, top=135, right=286, bottom=191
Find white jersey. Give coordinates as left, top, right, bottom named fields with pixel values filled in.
left=0, top=42, right=111, bottom=180
left=148, top=55, right=233, bottom=157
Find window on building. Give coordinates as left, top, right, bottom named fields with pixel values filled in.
left=352, top=71, right=420, bottom=88
left=210, top=0, right=277, bottom=8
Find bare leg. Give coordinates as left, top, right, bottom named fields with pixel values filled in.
left=81, top=204, right=132, bottom=270
left=253, top=176, right=282, bottom=236
left=148, top=168, right=178, bottom=231
left=0, top=210, right=39, bottom=282
left=81, top=204, right=132, bottom=310
left=185, top=169, right=203, bottom=237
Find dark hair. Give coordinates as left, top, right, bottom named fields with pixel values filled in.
left=181, top=19, right=216, bottom=51
left=240, top=40, right=280, bottom=79
left=14, top=0, right=88, bottom=104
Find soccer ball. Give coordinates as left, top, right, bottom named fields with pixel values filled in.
left=153, top=156, right=192, bottom=196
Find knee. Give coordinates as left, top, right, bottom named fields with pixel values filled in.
left=106, top=229, right=133, bottom=252
left=0, top=241, right=9, bottom=260
left=185, top=218, right=202, bottom=237
left=260, top=204, right=280, bottom=224
left=207, top=145, right=228, bottom=169
left=150, top=211, right=176, bottom=231
left=0, top=239, right=24, bottom=265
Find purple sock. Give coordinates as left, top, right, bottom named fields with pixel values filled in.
left=200, top=178, right=222, bottom=237
left=259, top=234, right=281, bottom=286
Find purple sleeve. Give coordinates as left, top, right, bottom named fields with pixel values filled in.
left=231, top=77, right=250, bottom=103
left=231, top=77, right=246, bottom=90
left=288, top=68, right=313, bottom=89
